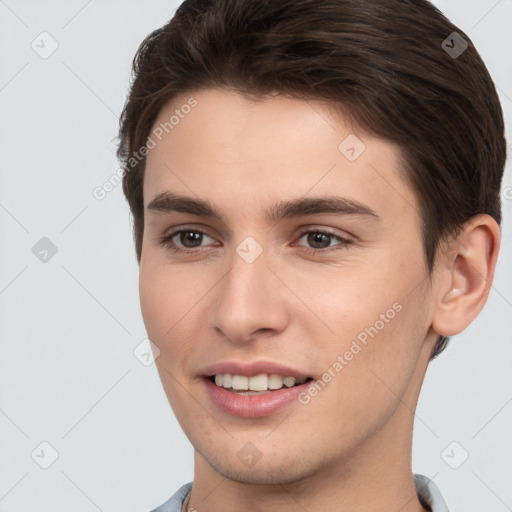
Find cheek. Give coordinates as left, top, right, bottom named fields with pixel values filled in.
left=139, top=263, right=191, bottom=349
left=295, top=299, right=427, bottom=447
left=139, top=261, right=219, bottom=367
left=292, top=251, right=430, bottom=393
left=139, top=268, right=169, bottom=340
left=287, top=259, right=408, bottom=347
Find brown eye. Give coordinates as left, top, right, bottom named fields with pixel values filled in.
left=306, top=232, right=332, bottom=249
left=296, top=230, right=352, bottom=253
left=158, top=228, right=216, bottom=253
left=178, top=231, right=204, bottom=248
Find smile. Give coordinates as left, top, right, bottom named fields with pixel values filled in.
left=212, top=373, right=310, bottom=392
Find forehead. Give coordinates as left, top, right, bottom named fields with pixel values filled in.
left=143, top=88, right=417, bottom=225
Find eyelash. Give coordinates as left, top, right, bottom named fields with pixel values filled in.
left=158, top=227, right=353, bottom=256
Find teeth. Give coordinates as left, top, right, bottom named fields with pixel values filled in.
left=213, top=373, right=304, bottom=391
left=231, top=375, right=249, bottom=390
left=249, top=374, right=268, bottom=391
left=268, top=374, right=284, bottom=389
left=283, top=376, right=296, bottom=387
left=222, top=374, right=232, bottom=388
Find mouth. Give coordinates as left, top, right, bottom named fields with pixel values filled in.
left=208, top=373, right=314, bottom=394
left=200, top=360, right=315, bottom=417
left=200, top=362, right=315, bottom=417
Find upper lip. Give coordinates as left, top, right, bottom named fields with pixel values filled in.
left=201, top=360, right=311, bottom=380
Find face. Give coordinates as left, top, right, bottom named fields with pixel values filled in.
left=140, top=88, right=438, bottom=485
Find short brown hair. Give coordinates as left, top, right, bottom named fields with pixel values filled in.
left=117, top=0, right=507, bottom=360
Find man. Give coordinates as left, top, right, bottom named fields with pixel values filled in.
left=117, top=1, right=506, bottom=510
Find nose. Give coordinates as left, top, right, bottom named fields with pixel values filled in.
left=211, top=242, right=289, bottom=344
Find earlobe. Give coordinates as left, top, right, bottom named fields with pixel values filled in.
left=432, top=214, right=500, bottom=337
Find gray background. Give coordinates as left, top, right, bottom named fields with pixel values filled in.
left=0, top=1, right=510, bottom=511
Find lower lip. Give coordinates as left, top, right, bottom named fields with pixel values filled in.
left=203, top=378, right=310, bottom=418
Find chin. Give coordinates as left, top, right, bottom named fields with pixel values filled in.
left=198, top=446, right=318, bottom=486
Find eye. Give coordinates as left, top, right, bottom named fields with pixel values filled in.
left=158, top=228, right=217, bottom=253
left=158, top=227, right=353, bottom=255
left=295, top=229, right=353, bottom=254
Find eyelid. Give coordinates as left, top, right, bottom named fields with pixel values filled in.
left=293, top=224, right=354, bottom=242
left=162, top=223, right=217, bottom=237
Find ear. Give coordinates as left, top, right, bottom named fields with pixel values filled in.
left=431, top=214, right=501, bottom=337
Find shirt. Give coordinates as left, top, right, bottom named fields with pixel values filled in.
left=149, top=473, right=450, bottom=511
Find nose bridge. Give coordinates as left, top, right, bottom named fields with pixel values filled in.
left=212, top=236, right=286, bottom=341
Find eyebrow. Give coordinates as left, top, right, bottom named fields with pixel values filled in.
left=146, top=192, right=380, bottom=222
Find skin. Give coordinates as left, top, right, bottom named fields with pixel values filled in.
left=139, top=88, right=500, bottom=512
